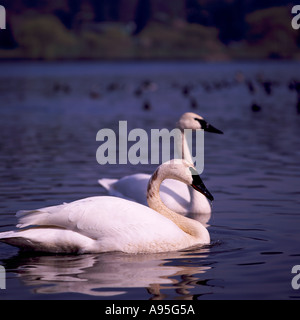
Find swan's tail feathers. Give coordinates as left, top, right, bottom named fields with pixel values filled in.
left=0, top=231, right=16, bottom=239
left=98, top=178, right=131, bottom=199
left=0, top=231, right=32, bottom=250
left=0, top=229, right=97, bottom=253
left=98, top=178, right=117, bottom=191
left=16, top=210, right=42, bottom=228
left=16, top=203, right=66, bottom=228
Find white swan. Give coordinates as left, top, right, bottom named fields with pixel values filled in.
left=99, top=112, right=222, bottom=217
left=0, top=160, right=213, bottom=254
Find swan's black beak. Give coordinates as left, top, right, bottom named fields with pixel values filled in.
left=189, top=167, right=214, bottom=202
left=195, top=118, right=223, bottom=134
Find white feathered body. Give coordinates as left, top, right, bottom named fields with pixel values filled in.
left=99, top=174, right=211, bottom=215
left=0, top=196, right=208, bottom=254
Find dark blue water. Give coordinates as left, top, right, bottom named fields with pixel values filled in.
left=0, top=61, right=300, bottom=300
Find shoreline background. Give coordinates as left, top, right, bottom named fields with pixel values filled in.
left=0, top=1, right=300, bottom=62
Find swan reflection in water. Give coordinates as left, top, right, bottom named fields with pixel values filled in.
left=4, top=246, right=211, bottom=299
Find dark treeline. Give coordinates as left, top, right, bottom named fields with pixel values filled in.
left=2, top=0, right=299, bottom=43
left=1, top=0, right=299, bottom=60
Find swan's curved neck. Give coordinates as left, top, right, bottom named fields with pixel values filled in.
left=179, top=129, right=204, bottom=211
left=147, top=169, right=204, bottom=239
left=179, top=129, right=193, bottom=165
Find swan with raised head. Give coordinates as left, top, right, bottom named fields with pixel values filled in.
left=99, top=112, right=222, bottom=217
left=0, top=160, right=213, bottom=254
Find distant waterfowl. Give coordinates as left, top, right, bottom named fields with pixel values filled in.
left=261, top=81, right=272, bottom=95
left=142, top=100, right=152, bottom=111
left=89, top=91, right=101, bottom=99
left=134, top=80, right=158, bottom=97
left=0, top=160, right=212, bottom=254
left=189, top=97, right=198, bottom=109
left=89, top=85, right=101, bottom=99
left=251, top=102, right=262, bottom=112
left=106, top=82, right=119, bottom=92
left=294, top=81, right=300, bottom=94
left=287, top=80, right=300, bottom=114
left=297, top=99, right=300, bottom=114
left=141, top=79, right=158, bottom=92
left=246, top=80, right=255, bottom=94
left=53, top=82, right=71, bottom=94
left=182, top=85, right=192, bottom=97
left=99, top=112, right=223, bottom=218
left=288, top=80, right=295, bottom=91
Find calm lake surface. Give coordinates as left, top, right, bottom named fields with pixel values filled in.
left=0, top=61, right=299, bottom=300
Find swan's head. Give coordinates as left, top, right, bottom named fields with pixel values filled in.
left=177, top=112, right=223, bottom=134
left=154, top=160, right=214, bottom=202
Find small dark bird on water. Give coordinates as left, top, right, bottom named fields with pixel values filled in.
left=289, top=80, right=300, bottom=94
left=107, top=82, right=119, bottom=92
left=182, top=85, right=191, bottom=97
left=246, top=80, right=255, bottom=94
left=287, top=80, right=300, bottom=114
left=297, top=99, right=300, bottom=114
left=143, top=100, right=151, bottom=111
left=262, top=81, right=272, bottom=95
left=89, top=90, right=101, bottom=99
left=294, top=81, right=300, bottom=99
left=251, top=103, right=262, bottom=112
left=190, top=97, right=198, bottom=109
left=53, top=82, right=71, bottom=94
left=294, top=81, right=300, bottom=114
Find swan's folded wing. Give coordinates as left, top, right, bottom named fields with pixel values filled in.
left=98, top=178, right=118, bottom=191
left=68, top=197, right=185, bottom=243
left=16, top=197, right=107, bottom=231
left=70, top=197, right=193, bottom=253
left=16, top=202, right=68, bottom=228
left=15, top=196, right=183, bottom=237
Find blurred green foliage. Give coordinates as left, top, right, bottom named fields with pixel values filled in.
left=239, top=6, right=299, bottom=59
left=14, top=14, right=78, bottom=59
left=80, top=25, right=133, bottom=59
left=136, top=22, right=227, bottom=60
left=0, top=5, right=299, bottom=60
